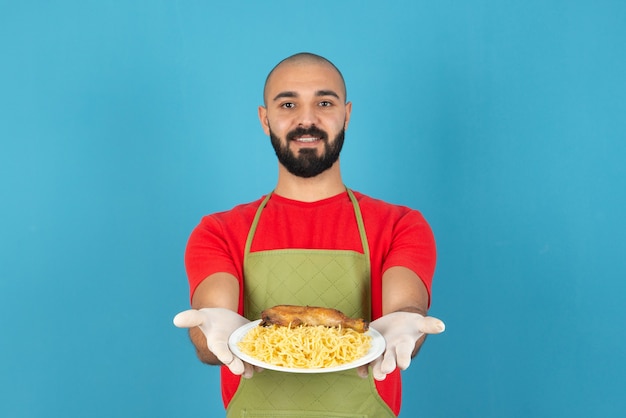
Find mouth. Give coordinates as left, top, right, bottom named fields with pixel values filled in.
left=292, top=135, right=321, bottom=143
left=287, top=126, right=328, bottom=145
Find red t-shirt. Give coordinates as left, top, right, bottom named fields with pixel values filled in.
left=184, top=190, right=436, bottom=415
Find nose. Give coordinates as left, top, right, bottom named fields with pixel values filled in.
left=297, top=104, right=318, bottom=127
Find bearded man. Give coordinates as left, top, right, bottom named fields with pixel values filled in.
left=174, top=52, right=444, bottom=417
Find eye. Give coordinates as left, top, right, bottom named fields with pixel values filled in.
left=281, top=102, right=295, bottom=109
left=319, top=100, right=333, bottom=107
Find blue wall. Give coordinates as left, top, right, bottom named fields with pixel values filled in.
left=1, top=1, right=625, bottom=417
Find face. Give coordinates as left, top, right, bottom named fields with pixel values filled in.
left=259, top=61, right=352, bottom=178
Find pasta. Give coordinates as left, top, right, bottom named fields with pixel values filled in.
left=238, top=324, right=372, bottom=368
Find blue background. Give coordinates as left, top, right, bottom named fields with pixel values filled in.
left=1, top=1, right=625, bottom=417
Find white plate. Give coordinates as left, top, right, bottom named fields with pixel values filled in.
left=228, top=319, right=386, bottom=373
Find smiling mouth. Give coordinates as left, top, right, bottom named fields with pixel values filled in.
left=287, top=126, right=328, bottom=144
left=293, top=136, right=320, bottom=143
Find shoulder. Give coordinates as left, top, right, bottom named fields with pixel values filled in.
left=351, top=190, right=428, bottom=221
left=191, top=195, right=266, bottom=237
left=201, top=196, right=265, bottom=223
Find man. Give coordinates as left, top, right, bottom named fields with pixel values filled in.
left=174, top=52, right=445, bottom=417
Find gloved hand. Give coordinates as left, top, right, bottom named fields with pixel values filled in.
left=357, top=311, right=445, bottom=380
left=173, top=308, right=257, bottom=378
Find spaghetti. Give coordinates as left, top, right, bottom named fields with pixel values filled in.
left=237, top=324, right=372, bottom=369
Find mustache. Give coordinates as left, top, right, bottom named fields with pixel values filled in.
left=287, top=126, right=329, bottom=141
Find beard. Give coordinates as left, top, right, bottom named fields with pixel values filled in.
left=270, top=125, right=345, bottom=178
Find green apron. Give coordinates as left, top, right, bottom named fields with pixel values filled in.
left=226, top=189, right=395, bottom=418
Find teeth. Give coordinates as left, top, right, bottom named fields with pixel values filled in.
left=296, top=137, right=318, bottom=143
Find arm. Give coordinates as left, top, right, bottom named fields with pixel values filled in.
left=382, top=265, right=429, bottom=315
left=361, top=266, right=444, bottom=380
left=188, top=272, right=240, bottom=365
left=382, top=266, right=430, bottom=358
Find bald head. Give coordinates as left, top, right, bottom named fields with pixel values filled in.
left=263, top=53, right=347, bottom=105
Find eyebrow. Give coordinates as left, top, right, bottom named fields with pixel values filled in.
left=272, top=89, right=341, bottom=101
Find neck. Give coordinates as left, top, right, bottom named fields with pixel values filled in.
left=274, top=161, right=345, bottom=202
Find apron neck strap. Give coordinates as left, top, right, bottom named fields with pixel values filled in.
left=244, top=192, right=273, bottom=257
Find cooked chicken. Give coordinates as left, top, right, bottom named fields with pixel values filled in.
left=260, top=305, right=369, bottom=333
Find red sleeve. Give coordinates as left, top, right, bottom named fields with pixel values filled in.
left=185, top=218, right=230, bottom=295
left=184, top=213, right=248, bottom=304
left=383, top=209, right=437, bottom=305
left=357, top=192, right=437, bottom=311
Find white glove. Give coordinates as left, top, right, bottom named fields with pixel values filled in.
left=173, top=308, right=255, bottom=378
left=360, top=311, right=445, bottom=381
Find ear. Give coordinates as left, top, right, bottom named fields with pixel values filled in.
left=343, top=101, right=352, bottom=130
left=258, top=106, right=270, bottom=136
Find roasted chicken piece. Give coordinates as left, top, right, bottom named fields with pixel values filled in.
left=260, top=305, right=369, bottom=333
